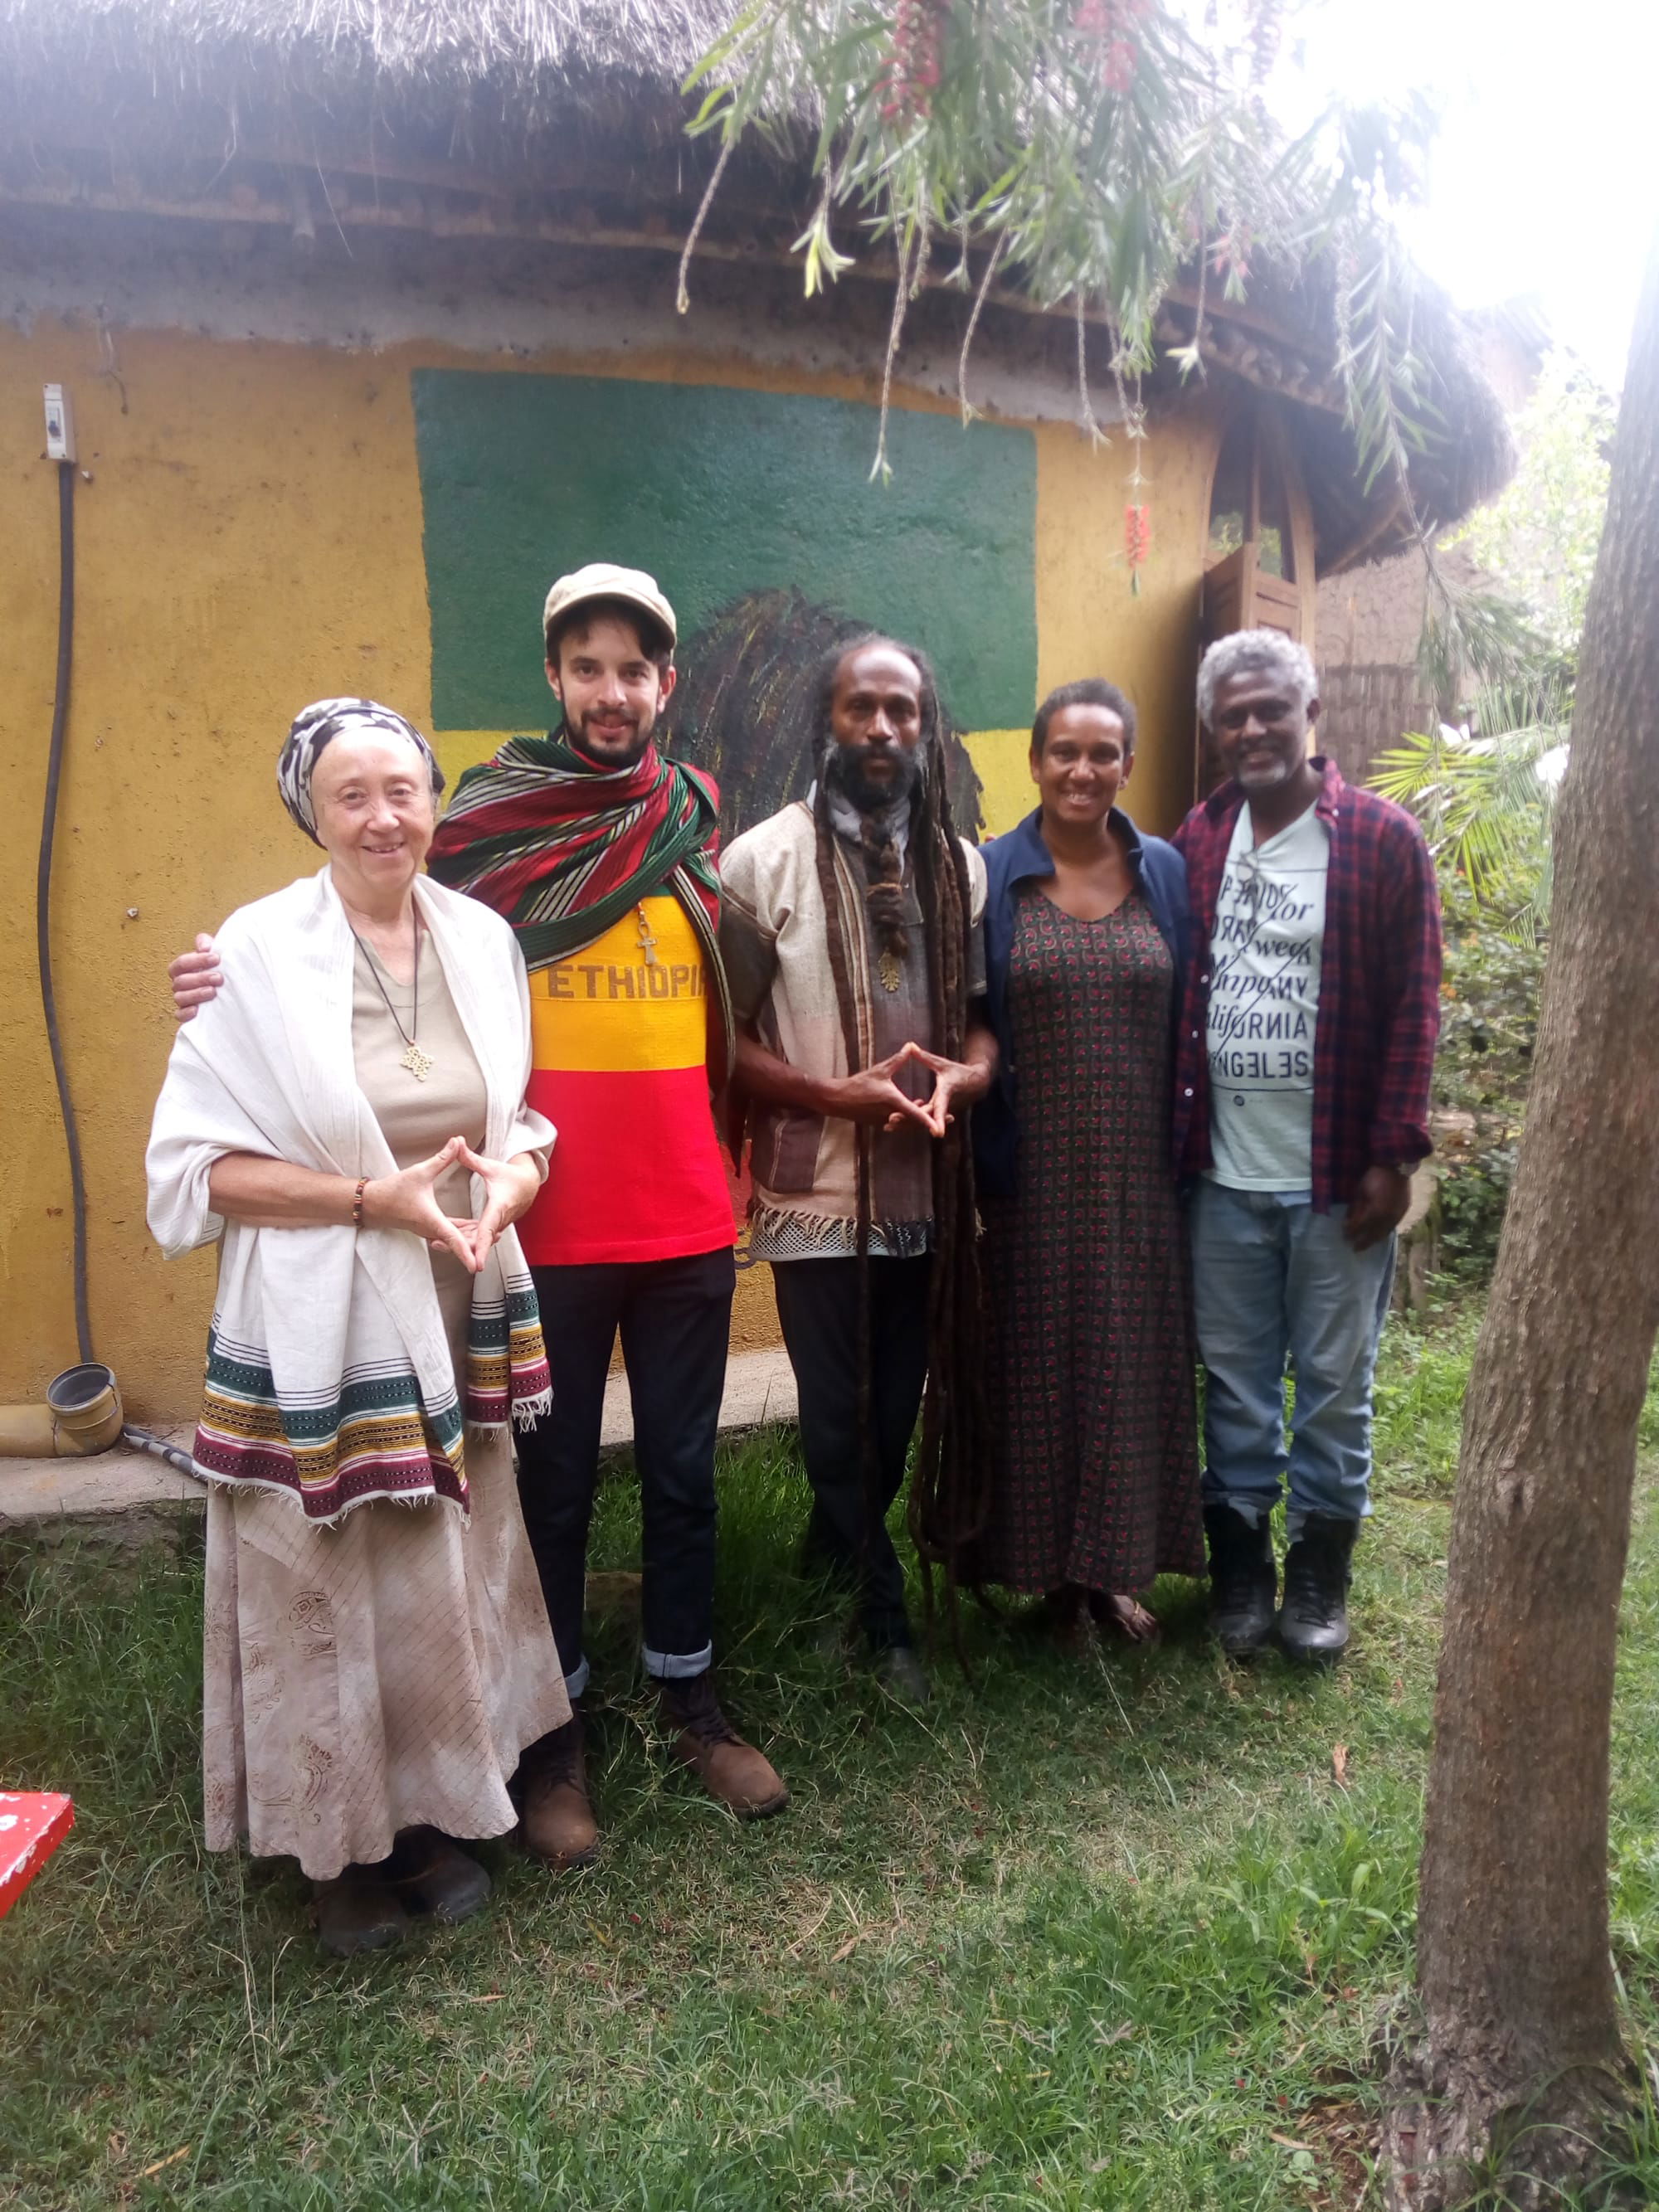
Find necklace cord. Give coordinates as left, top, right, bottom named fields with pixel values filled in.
left=351, top=911, right=421, bottom=1048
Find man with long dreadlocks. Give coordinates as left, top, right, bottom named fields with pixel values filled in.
left=718, top=635, right=998, bottom=1704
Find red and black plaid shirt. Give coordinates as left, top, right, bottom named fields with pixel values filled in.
left=1172, top=758, right=1442, bottom=1213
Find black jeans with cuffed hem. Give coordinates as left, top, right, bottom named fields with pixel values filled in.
left=515, top=1246, right=735, bottom=1685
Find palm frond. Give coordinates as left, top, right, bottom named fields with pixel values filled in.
left=1370, top=711, right=1564, bottom=927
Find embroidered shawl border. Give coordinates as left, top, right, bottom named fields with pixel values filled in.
left=465, top=1285, right=552, bottom=1430
left=195, top=1326, right=466, bottom=1525
left=194, top=1287, right=552, bottom=1524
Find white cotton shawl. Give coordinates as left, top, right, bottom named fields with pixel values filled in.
left=146, top=868, right=556, bottom=1524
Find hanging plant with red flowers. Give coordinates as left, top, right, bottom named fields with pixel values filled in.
left=1124, top=501, right=1153, bottom=594
left=880, top=0, right=948, bottom=120
left=1073, top=0, right=1152, bottom=95
left=679, top=0, right=1446, bottom=605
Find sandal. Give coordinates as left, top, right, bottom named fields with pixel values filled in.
left=1090, top=1592, right=1162, bottom=1646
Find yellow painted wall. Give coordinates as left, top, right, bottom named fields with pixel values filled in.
left=0, top=317, right=1221, bottom=1417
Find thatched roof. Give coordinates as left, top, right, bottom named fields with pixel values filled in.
left=0, top=0, right=723, bottom=80
left=0, top=0, right=737, bottom=163
left=0, top=0, right=1513, bottom=566
left=1173, top=269, right=1518, bottom=568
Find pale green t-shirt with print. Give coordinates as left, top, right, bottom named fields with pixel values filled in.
left=1204, top=799, right=1330, bottom=1192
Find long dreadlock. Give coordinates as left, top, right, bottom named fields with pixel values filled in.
left=809, top=636, right=994, bottom=1659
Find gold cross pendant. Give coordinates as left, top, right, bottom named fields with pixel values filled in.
left=636, top=907, right=659, bottom=966
left=400, top=1041, right=434, bottom=1081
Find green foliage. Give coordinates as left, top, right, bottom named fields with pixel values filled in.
left=1371, top=361, right=1608, bottom=1283
left=1429, top=873, right=1546, bottom=1279
left=1445, top=353, right=1615, bottom=661
left=1433, top=1134, right=1518, bottom=1285
left=1409, top=354, right=1607, bottom=803
left=1413, top=569, right=1557, bottom=707
left=1369, top=694, right=1565, bottom=944
left=1370, top=644, right=1564, bottom=1281
left=1434, top=877, right=1546, bottom=1115
left=1369, top=702, right=1551, bottom=1281
left=1370, top=1305, right=1483, bottom=1496
left=683, top=0, right=1444, bottom=493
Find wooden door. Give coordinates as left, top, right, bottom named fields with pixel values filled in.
left=1196, top=403, right=1312, bottom=795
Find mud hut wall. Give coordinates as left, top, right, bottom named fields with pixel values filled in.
left=0, top=287, right=1219, bottom=1415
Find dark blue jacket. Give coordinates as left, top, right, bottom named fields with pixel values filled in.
left=973, top=805, right=1193, bottom=1199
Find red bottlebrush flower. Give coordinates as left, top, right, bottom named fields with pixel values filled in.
left=883, top=0, right=946, bottom=123
left=1125, top=503, right=1152, bottom=569
left=1211, top=226, right=1252, bottom=286
left=1073, top=0, right=1143, bottom=91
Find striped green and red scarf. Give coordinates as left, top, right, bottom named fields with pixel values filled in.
left=426, top=729, right=722, bottom=969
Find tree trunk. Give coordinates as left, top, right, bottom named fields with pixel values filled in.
left=1383, top=241, right=1659, bottom=2210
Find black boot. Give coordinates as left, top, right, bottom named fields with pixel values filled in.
left=1204, top=1504, right=1277, bottom=1658
left=870, top=1641, right=932, bottom=1706
left=312, top=1864, right=410, bottom=1957
left=1277, top=1514, right=1359, bottom=1666
left=385, top=1826, right=492, bottom=1923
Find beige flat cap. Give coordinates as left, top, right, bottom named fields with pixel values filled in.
left=542, top=562, right=678, bottom=648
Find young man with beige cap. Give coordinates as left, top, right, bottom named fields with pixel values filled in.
left=170, top=565, right=788, bottom=1860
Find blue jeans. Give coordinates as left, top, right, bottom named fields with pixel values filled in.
left=1189, top=1179, right=1394, bottom=1530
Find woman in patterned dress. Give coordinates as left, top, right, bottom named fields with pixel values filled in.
left=148, top=701, right=568, bottom=1957
left=973, top=680, right=1204, bottom=1644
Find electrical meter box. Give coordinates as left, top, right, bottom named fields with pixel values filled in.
left=43, top=384, right=75, bottom=463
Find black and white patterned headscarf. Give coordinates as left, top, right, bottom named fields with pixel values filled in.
left=277, top=698, right=445, bottom=845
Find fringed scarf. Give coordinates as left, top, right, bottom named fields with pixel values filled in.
left=147, top=872, right=555, bottom=1526
left=426, top=729, right=721, bottom=969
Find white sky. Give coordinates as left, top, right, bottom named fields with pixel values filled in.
left=1290, top=0, right=1659, bottom=391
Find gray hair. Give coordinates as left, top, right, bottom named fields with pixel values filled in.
left=1196, top=630, right=1318, bottom=729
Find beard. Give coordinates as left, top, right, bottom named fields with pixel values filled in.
left=1234, top=751, right=1294, bottom=791
left=565, top=704, right=655, bottom=766
left=822, top=740, right=923, bottom=816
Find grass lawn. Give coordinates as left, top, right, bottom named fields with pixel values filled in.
left=5, top=1305, right=1659, bottom=2210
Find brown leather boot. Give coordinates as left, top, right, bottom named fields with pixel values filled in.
left=519, top=1714, right=600, bottom=1869
left=658, top=1671, right=789, bottom=1819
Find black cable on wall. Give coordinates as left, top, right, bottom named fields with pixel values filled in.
left=35, top=457, right=93, bottom=1365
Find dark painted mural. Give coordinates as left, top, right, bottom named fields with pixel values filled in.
left=667, top=586, right=984, bottom=842
left=411, top=369, right=1035, bottom=838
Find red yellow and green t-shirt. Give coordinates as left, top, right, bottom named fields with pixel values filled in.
left=518, top=892, right=736, bottom=1267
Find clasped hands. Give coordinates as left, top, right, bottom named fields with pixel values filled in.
left=362, top=1135, right=540, bottom=1275
left=835, top=1039, right=987, bottom=1139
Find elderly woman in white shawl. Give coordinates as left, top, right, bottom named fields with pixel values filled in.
left=147, top=699, right=570, bottom=1957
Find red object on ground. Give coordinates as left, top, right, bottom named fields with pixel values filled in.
left=0, top=1791, right=75, bottom=1917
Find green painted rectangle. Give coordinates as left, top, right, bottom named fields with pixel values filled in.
left=412, top=370, right=1038, bottom=732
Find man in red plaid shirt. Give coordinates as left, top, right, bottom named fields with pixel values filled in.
left=1174, top=630, right=1441, bottom=1665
